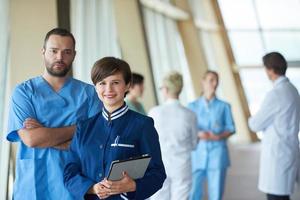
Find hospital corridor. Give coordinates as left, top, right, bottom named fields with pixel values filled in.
left=1, top=0, right=300, bottom=200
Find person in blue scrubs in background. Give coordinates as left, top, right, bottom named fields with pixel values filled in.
left=125, top=72, right=146, bottom=115
left=6, top=28, right=101, bottom=200
left=188, top=70, right=235, bottom=200
left=64, top=57, right=166, bottom=200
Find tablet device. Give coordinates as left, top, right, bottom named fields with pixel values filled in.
left=107, top=154, right=151, bottom=181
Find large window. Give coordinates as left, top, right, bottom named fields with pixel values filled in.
left=141, top=1, right=195, bottom=105
left=218, top=0, right=300, bottom=113
left=71, top=0, right=121, bottom=83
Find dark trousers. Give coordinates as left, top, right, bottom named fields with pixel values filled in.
left=267, top=193, right=290, bottom=200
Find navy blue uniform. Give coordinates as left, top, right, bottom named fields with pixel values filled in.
left=64, top=104, right=166, bottom=199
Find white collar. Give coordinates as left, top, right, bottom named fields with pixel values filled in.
left=165, top=98, right=180, bottom=105
left=102, top=104, right=129, bottom=121
left=273, top=76, right=288, bottom=87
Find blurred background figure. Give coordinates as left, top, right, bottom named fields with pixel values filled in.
left=188, top=71, right=235, bottom=200
left=126, top=72, right=146, bottom=115
left=149, top=71, right=198, bottom=200
left=248, top=52, right=300, bottom=200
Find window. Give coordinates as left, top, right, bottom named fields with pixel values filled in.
left=70, top=0, right=121, bottom=83
left=142, top=2, right=195, bottom=105
left=218, top=0, right=300, bottom=113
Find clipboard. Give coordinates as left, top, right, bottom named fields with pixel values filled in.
left=107, top=154, right=151, bottom=181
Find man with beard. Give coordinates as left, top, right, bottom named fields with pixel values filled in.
left=6, top=28, right=102, bottom=200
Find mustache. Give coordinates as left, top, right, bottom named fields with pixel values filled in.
left=54, top=61, right=66, bottom=65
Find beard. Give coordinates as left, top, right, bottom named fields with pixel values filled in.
left=45, top=61, right=71, bottom=77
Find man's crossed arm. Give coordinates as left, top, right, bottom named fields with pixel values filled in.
left=18, top=118, right=76, bottom=150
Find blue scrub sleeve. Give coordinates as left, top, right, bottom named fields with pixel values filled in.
left=187, top=102, right=194, bottom=111
left=7, top=85, right=36, bottom=142
left=87, top=86, right=102, bottom=118
left=127, top=118, right=166, bottom=199
left=223, top=104, right=235, bottom=133
left=63, top=125, right=96, bottom=199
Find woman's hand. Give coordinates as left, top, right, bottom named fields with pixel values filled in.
left=198, top=131, right=209, bottom=140
left=198, top=131, right=221, bottom=141
left=88, top=182, right=110, bottom=199
left=207, top=132, right=221, bottom=140
left=100, top=172, right=136, bottom=197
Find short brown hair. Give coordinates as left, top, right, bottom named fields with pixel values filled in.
left=91, top=57, right=132, bottom=85
left=263, top=52, right=287, bottom=75
left=43, top=28, right=76, bottom=49
left=131, top=72, right=144, bottom=86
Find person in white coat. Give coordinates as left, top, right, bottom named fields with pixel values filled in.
left=149, top=71, right=198, bottom=200
left=248, top=52, right=300, bottom=200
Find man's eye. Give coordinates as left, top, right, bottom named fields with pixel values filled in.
left=64, top=50, right=72, bottom=55
left=99, top=82, right=105, bottom=85
left=49, top=49, right=57, bottom=54
left=112, top=81, right=119, bottom=85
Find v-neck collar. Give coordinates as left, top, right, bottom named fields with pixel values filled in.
left=39, top=76, right=71, bottom=94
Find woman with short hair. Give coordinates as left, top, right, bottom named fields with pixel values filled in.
left=64, top=57, right=166, bottom=200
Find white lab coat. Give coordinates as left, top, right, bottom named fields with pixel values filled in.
left=149, top=99, right=198, bottom=200
left=249, top=76, right=300, bottom=195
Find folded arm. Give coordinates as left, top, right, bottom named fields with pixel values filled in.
left=18, top=118, right=75, bottom=148
left=198, top=131, right=232, bottom=141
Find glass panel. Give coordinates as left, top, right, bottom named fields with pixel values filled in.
left=240, top=67, right=300, bottom=114
left=142, top=7, right=196, bottom=105
left=263, top=31, right=300, bottom=61
left=239, top=68, right=272, bottom=114
left=228, top=31, right=265, bottom=66
left=199, top=31, right=218, bottom=70
left=71, top=0, right=121, bottom=83
left=218, top=0, right=258, bottom=29
left=256, top=0, right=300, bottom=29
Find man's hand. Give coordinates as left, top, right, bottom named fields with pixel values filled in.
left=23, top=118, right=43, bottom=129
left=18, top=118, right=76, bottom=148
left=53, top=140, right=72, bottom=150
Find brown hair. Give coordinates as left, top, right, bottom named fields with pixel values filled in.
left=91, top=57, right=132, bottom=85
left=203, top=70, right=219, bottom=83
left=43, top=28, right=76, bottom=49
left=131, top=72, right=144, bottom=86
left=263, top=52, right=287, bottom=75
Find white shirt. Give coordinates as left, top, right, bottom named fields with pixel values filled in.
left=249, top=76, right=300, bottom=195
left=149, top=99, right=198, bottom=175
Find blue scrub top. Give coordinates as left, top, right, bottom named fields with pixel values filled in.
left=6, top=76, right=102, bottom=200
left=188, top=97, right=235, bottom=171
left=64, top=104, right=166, bottom=200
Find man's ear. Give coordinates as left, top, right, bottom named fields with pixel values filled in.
left=41, top=48, right=46, bottom=55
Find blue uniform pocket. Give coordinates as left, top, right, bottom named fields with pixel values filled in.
left=110, top=136, right=136, bottom=159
